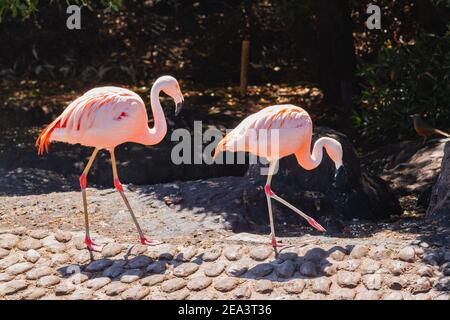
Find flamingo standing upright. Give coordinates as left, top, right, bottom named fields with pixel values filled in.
left=36, top=76, right=184, bottom=251
left=214, top=104, right=344, bottom=249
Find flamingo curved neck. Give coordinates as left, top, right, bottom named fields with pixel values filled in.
left=296, top=137, right=342, bottom=170
left=140, top=81, right=168, bottom=145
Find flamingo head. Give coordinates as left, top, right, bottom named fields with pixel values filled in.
left=158, top=75, right=184, bottom=116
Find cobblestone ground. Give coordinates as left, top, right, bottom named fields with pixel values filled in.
left=0, top=227, right=449, bottom=300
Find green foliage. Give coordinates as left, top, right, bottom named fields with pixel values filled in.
left=357, top=29, right=450, bottom=144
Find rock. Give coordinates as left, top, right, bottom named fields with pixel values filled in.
left=174, top=262, right=200, bottom=277
left=70, top=273, right=89, bottom=285
left=278, top=248, right=299, bottom=261
left=0, top=280, right=27, bottom=296
left=0, top=252, right=23, bottom=270
left=417, top=266, right=434, bottom=277
left=363, top=274, right=383, bottom=290
left=284, top=280, right=306, bottom=294
left=121, top=285, right=150, bottom=300
left=436, top=278, right=450, bottom=291
left=349, top=245, right=370, bottom=259
left=360, top=259, right=381, bottom=274
left=411, top=277, right=432, bottom=294
left=161, top=278, right=186, bottom=293
left=176, top=246, right=197, bottom=262
left=337, top=271, right=361, bottom=288
left=0, top=234, right=19, bottom=249
left=255, top=279, right=273, bottom=293
left=17, top=238, right=42, bottom=251
left=6, top=262, right=33, bottom=275
left=443, top=251, right=450, bottom=262
left=22, top=287, right=46, bottom=300
left=51, top=253, right=70, bottom=266
left=141, top=274, right=166, bottom=287
left=369, top=246, right=392, bottom=260
left=226, top=262, right=248, bottom=277
left=329, top=249, right=346, bottom=261
left=319, top=261, right=337, bottom=276
left=224, top=245, right=243, bottom=261
left=69, top=288, right=93, bottom=300
left=54, top=231, right=72, bottom=243
left=204, top=263, right=225, bottom=277
left=0, top=273, right=13, bottom=282
left=103, top=263, right=125, bottom=278
left=148, top=244, right=177, bottom=260
left=127, top=256, right=151, bottom=269
left=214, top=277, right=239, bottom=292
left=101, top=243, right=124, bottom=258
left=37, top=275, right=61, bottom=288
left=86, top=259, right=113, bottom=272
left=243, top=127, right=401, bottom=228
left=24, top=249, right=41, bottom=263
left=250, top=263, right=274, bottom=277
left=398, top=246, right=416, bottom=262
left=167, top=289, right=190, bottom=300
left=104, top=282, right=128, bottom=296
left=303, top=248, right=326, bottom=262
left=441, top=262, right=450, bottom=276
left=383, top=291, right=403, bottom=300
left=203, top=247, right=222, bottom=262
left=427, top=142, right=450, bottom=217
left=311, top=277, right=332, bottom=294
left=234, top=285, right=252, bottom=299
left=423, top=252, right=440, bottom=266
left=387, top=277, right=407, bottom=290
left=413, top=293, right=432, bottom=300
left=85, top=277, right=111, bottom=290
left=0, top=248, right=9, bottom=259
left=389, top=261, right=407, bottom=275
left=337, top=259, right=360, bottom=272
left=299, top=262, right=317, bottom=277
left=249, top=246, right=273, bottom=261
left=29, top=229, right=49, bottom=240
left=275, top=260, right=296, bottom=278
left=146, top=261, right=167, bottom=274
left=355, top=290, right=382, bottom=300
left=73, top=250, right=91, bottom=264
left=120, top=269, right=143, bottom=283
left=55, top=282, right=75, bottom=296
left=26, top=266, right=53, bottom=280
left=332, top=288, right=355, bottom=300
left=187, top=276, right=212, bottom=291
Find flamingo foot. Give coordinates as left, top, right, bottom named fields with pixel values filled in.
left=84, top=237, right=103, bottom=252
left=140, top=236, right=162, bottom=246
left=271, top=238, right=285, bottom=248
left=307, top=217, right=327, bottom=232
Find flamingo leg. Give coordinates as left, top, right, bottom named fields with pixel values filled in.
left=110, top=149, right=162, bottom=246
left=264, top=161, right=283, bottom=250
left=80, top=148, right=103, bottom=252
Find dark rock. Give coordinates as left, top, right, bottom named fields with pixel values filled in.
left=427, top=142, right=450, bottom=219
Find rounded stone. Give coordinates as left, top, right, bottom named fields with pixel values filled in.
left=22, top=287, right=46, bottom=300
left=387, top=276, right=407, bottom=290
left=55, top=283, right=75, bottom=296
left=17, top=238, right=42, bottom=251
left=26, top=266, right=53, bottom=280
left=146, top=261, right=167, bottom=274
left=214, top=277, right=239, bottom=292
left=329, top=249, right=346, bottom=261
left=51, top=253, right=70, bottom=266
left=412, top=277, right=432, bottom=294
left=176, top=246, right=197, bottom=262
left=349, top=245, right=370, bottom=259
left=148, top=244, right=177, bottom=260
left=85, top=277, right=111, bottom=290
left=187, top=276, right=212, bottom=291
left=6, top=262, right=34, bottom=275
left=174, top=262, right=200, bottom=277
left=0, top=234, right=19, bottom=250
left=121, top=285, right=150, bottom=300
left=127, top=255, right=151, bottom=269
left=255, top=279, right=273, bottom=293
left=355, top=290, right=382, bottom=300
left=311, top=277, right=332, bottom=294
left=54, top=231, right=72, bottom=243
left=363, top=274, right=383, bottom=290
left=389, top=261, right=407, bottom=275
left=417, top=266, right=434, bottom=277
left=369, top=246, right=392, bottom=260
left=141, top=274, right=166, bottom=287
left=337, top=271, right=361, bottom=288
left=234, top=285, right=252, bottom=299
left=226, top=262, right=248, bottom=277
left=104, top=282, right=128, bottom=296
left=275, top=260, right=296, bottom=278
left=37, top=275, right=61, bottom=288
left=284, top=279, right=306, bottom=294
left=129, top=244, right=148, bottom=256
left=0, top=252, right=22, bottom=269
left=337, top=259, right=360, bottom=272
left=0, top=248, right=9, bottom=259
left=101, top=243, right=124, bottom=258
left=0, top=273, right=13, bottom=282
left=383, top=291, right=403, bottom=300
left=120, top=269, right=143, bottom=283
left=250, top=263, right=274, bottom=277
left=398, top=246, right=416, bottom=262
left=204, top=263, right=225, bottom=277
left=224, top=245, right=243, bottom=261
left=167, top=289, right=190, bottom=300
left=161, top=278, right=186, bottom=293
left=86, top=259, right=114, bottom=272
left=29, top=229, right=49, bottom=240
left=203, top=247, right=222, bottom=262
left=332, top=288, right=355, bottom=300
left=360, top=259, right=381, bottom=274
left=299, top=262, right=317, bottom=277
left=249, top=246, right=273, bottom=261
left=0, top=280, right=28, bottom=296
left=24, top=249, right=41, bottom=263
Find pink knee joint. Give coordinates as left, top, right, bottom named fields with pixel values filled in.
left=114, top=178, right=123, bottom=192
left=79, top=174, right=87, bottom=189
left=264, top=185, right=274, bottom=196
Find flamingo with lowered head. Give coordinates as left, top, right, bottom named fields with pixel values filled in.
left=214, top=104, right=344, bottom=249
left=36, top=75, right=184, bottom=251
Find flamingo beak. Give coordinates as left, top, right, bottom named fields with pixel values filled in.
left=175, top=101, right=183, bottom=116
left=334, top=165, right=345, bottom=180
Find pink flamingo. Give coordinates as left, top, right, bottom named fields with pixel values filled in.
left=36, top=76, right=184, bottom=251
left=214, top=105, right=344, bottom=249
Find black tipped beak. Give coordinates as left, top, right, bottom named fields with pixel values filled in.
left=175, top=101, right=183, bottom=116
left=334, top=165, right=345, bottom=180
left=334, top=165, right=348, bottom=189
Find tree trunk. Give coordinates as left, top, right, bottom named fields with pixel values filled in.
left=427, top=142, right=450, bottom=220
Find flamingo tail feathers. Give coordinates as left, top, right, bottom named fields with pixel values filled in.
left=35, top=117, right=61, bottom=155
